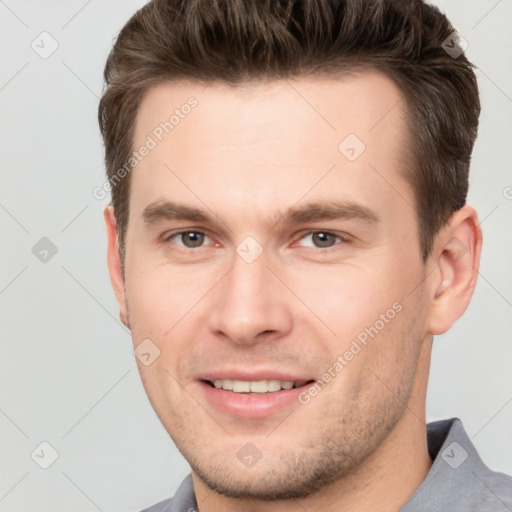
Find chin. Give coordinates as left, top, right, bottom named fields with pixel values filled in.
left=192, top=465, right=325, bottom=501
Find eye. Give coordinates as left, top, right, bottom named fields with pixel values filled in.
left=297, top=231, right=343, bottom=249
left=168, top=231, right=212, bottom=248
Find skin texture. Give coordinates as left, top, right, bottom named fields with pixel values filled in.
left=105, top=71, right=482, bottom=512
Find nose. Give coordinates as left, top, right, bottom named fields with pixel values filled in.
left=208, top=250, right=294, bottom=346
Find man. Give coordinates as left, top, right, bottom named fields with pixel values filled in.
left=99, top=0, right=511, bottom=510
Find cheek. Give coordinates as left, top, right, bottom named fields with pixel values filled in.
left=124, top=265, right=200, bottom=341
left=284, top=261, right=407, bottom=341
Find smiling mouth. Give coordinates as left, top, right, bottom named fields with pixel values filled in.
left=205, top=379, right=314, bottom=393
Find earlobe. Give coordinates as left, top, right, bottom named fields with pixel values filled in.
left=427, top=207, right=482, bottom=335
left=104, top=205, right=130, bottom=329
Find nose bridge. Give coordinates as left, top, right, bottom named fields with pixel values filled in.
left=208, top=249, right=293, bottom=344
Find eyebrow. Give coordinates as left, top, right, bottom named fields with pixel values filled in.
left=277, top=201, right=380, bottom=226
left=142, top=199, right=380, bottom=228
left=143, top=200, right=210, bottom=224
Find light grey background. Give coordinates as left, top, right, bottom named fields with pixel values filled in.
left=0, top=1, right=511, bottom=511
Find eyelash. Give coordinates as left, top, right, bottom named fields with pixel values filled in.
left=163, top=230, right=350, bottom=251
left=293, top=231, right=348, bottom=250
left=164, top=230, right=215, bottom=248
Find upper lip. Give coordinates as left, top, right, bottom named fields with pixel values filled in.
left=199, top=369, right=315, bottom=383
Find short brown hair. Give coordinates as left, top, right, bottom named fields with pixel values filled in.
left=99, top=0, right=480, bottom=263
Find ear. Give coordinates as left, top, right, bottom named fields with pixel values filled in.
left=104, top=205, right=130, bottom=329
left=427, top=205, right=482, bottom=335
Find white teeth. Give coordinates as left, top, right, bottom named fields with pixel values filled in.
left=232, top=380, right=251, bottom=392
left=211, top=379, right=300, bottom=393
left=222, top=379, right=233, bottom=390
left=267, top=379, right=282, bottom=392
left=249, top=380, right=268, bottom=393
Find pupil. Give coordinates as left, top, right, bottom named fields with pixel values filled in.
left=313, top=232, right=334, bottom=248
left=183, top=232, right=204, bottom=247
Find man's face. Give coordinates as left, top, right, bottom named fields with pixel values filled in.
left=121, top=72, right=432, bottom=498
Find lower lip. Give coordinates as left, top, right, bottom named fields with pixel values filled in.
left=198, top=381, right=310, bottom=419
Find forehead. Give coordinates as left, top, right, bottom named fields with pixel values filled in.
left=134, top=71, right=406, bottom=150
left=130, top=71, right=412, bottom=226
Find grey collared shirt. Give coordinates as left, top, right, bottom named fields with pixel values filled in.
left=141, top=418, right=512, bottom=512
